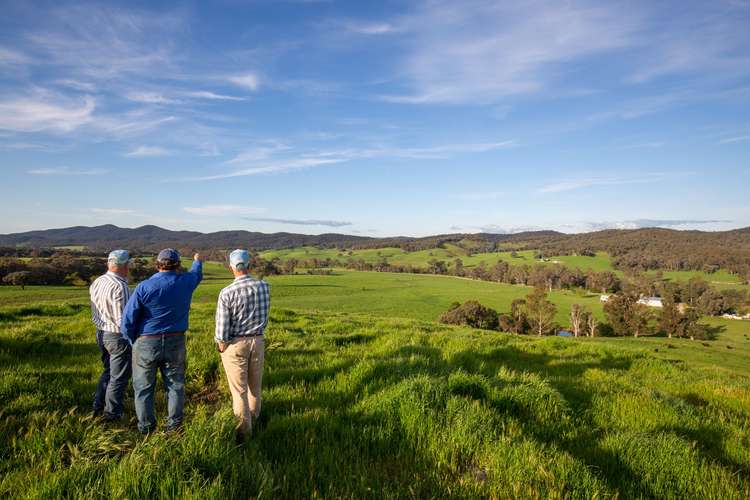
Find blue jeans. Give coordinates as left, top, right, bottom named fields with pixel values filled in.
left=93, top=330, right=132, bottom=419
left=132, top=335, right=186, bottom=433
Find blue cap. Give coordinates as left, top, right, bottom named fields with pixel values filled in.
left=229, top=249, right=250, bottom=269
left=157, top=248, right=180, bottom=262
left=107, top=249, right=130, bottom=265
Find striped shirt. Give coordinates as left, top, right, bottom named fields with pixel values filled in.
left=90, top=272, right=131, bottom=333
left=215, top=275, right=270, bottom=343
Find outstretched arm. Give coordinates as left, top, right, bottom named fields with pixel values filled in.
left=189, top=253, right=204, bottom=288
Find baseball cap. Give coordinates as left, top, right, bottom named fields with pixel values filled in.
left=157, top=248, right=181, bottom=263
left=108, top=249, right=131, bottom=265
left=229, top=249, right=250, bottom=269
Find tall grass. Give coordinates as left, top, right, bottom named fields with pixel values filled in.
left=2, top=295, right=750, bottom=498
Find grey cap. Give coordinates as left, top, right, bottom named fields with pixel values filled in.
left=229, top=249, right=250, bottom=269
left=108, top=249, right=130, bottom=265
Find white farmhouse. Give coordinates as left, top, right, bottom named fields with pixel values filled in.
left=637, top=297, right=663, bottom=308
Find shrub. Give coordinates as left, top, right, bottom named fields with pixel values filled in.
left=439, top=300, right=499, bottom=330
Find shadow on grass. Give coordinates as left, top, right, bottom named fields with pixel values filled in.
left=0, top=303, right=88, bottom=322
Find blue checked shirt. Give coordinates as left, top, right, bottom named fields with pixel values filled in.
left=215, top=275, right=270, bottom=343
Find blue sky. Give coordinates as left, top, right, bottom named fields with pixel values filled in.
left=1, top=0, right=749, bottom=237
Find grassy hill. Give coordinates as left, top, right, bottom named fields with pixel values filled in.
left=2, top=267, right=750, bottom=497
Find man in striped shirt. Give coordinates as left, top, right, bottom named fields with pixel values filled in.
left=89, top=249, right=132, bottom=420
left=215, top=249, right=270, bottom=443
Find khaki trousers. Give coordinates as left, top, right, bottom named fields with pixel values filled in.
left=220, top=336, right=264, bottom=433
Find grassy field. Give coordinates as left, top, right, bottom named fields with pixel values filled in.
left=261, top=245, right=748, bottom=290
left=2, top=267, right=750, bottom=497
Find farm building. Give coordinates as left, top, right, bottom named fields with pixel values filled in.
left=637, top=297, right=663, bottom=308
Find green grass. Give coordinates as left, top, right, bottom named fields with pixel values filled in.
left=260, top=247, right=619, bottom=273
left=2, top=267, right=750, bottom=497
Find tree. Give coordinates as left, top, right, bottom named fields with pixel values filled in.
left=439, top=301, right=499, bottom=330
left=570, top=304, right=586, bottom=337
left=603, top=293, right=635, bottom=336
left=452, top=258, right=464, bottom=277
left=3, top=271, right=32, bottom=289
left=428, top=259, right=448, bottom=275
left=500, top=299, right=528, bottom=334
left=659, top=294, right=682, bottom=339
left=586, top=313, right=598, bottom=337
left=524, top=287, right=557, bottom=336
left=628, top=303, right=650, bottom=338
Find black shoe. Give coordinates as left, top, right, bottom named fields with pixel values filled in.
left=102, top=413, right=122, bottom=423
left=92, top=408, right=103, bottom=418
left=165, top=424, right=183, bottom=435
left=235, top=429, right=245, bottom=445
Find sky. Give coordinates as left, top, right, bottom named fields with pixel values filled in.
left=1, top=0, right=749, bottom=237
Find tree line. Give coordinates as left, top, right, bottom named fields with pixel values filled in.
left=440, top=288, right=708, bottom=340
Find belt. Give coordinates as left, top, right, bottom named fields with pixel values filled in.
left=140, top=332, right=185, bottom=339
left=235, top=333, right=264, bottom=339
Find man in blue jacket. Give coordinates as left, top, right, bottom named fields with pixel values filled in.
left=122, top=248, right=204, bottom=434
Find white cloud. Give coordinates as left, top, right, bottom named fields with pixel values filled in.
left=538, top=173, right=665, bottom=194
left=55, top=79, right=96, bottom=92
left=0, top=47, right=29, bottom=65
left=228, top=73, right=260, bottom=91
left=243, top=217, right=352, bottom=227
left=719, top=135, right=750, bottom=144
left=189, top=158, right=344, bottom=181
left=126, top=92, right=178, bottom=104
left=384, top=0, right=638, bottom=104
left=0, top=93, right=95, bottom=133
left=194, top=139, right=515, bottom=181
left=182, top=91, right=245, bottom=101
left=183, top=205, right=266, bottom=216
left=581, top=219, right=732, bottom=231
left=28, top=167, right=108, bottom=176
left=344, top=22, right=396, bottom=35
left=23, top=4, right=182, bottom=80
left=92, top=208, right=136, bottom=215
left=125, top=145, right=173, bottom=157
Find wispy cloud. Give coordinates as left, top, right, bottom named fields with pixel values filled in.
left=28, top=167, right=108, bottom=176
left=188, top=138, right=516, bottom=181
left=125, top=145, right=174, bottom=157
left=23, top=4, right=182, bottom=80
left=343, top=21, right=397, bottom=35
left=182, top=91, right=245, bottom=101
left=383, top=0, right=638, bottom=104
left=243, top=217, right=352, bottom=227
left=478, top=224, right=548, bottom=234
left=126, top=92, right=178, bottom=104
left=538, top=173, right=664, bottom=194
left=228, top=73, right=260, bottom=91
left=0, top=93, right=95, bottom=133
left=183, top=205, right=266, bottom=216
left=91, top=208, right=136, bottom=215
left=718, top=135, right=750, bottom=144
left=188, top=158, right=344, bottom=181
left=0, top=47, right=30, bottom=65
left=583, top=219, right=732, bottom=231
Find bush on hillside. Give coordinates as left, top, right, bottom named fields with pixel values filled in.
left=439, top=300, right=499, bottom=330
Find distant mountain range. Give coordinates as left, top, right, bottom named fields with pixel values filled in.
left=1, top=224, right=749, bottom=255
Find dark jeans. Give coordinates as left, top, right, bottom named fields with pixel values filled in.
left=93, top=330, right=132, bottom=419
left=132, top=335, right=186, bottom=433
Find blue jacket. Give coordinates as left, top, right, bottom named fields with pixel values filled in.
left=121, top=261, right=203, bottom=342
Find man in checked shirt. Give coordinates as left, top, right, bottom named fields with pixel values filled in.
left=215, top=249, right=270, bottom=443
left=89, top=249, right=132, bottom=421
